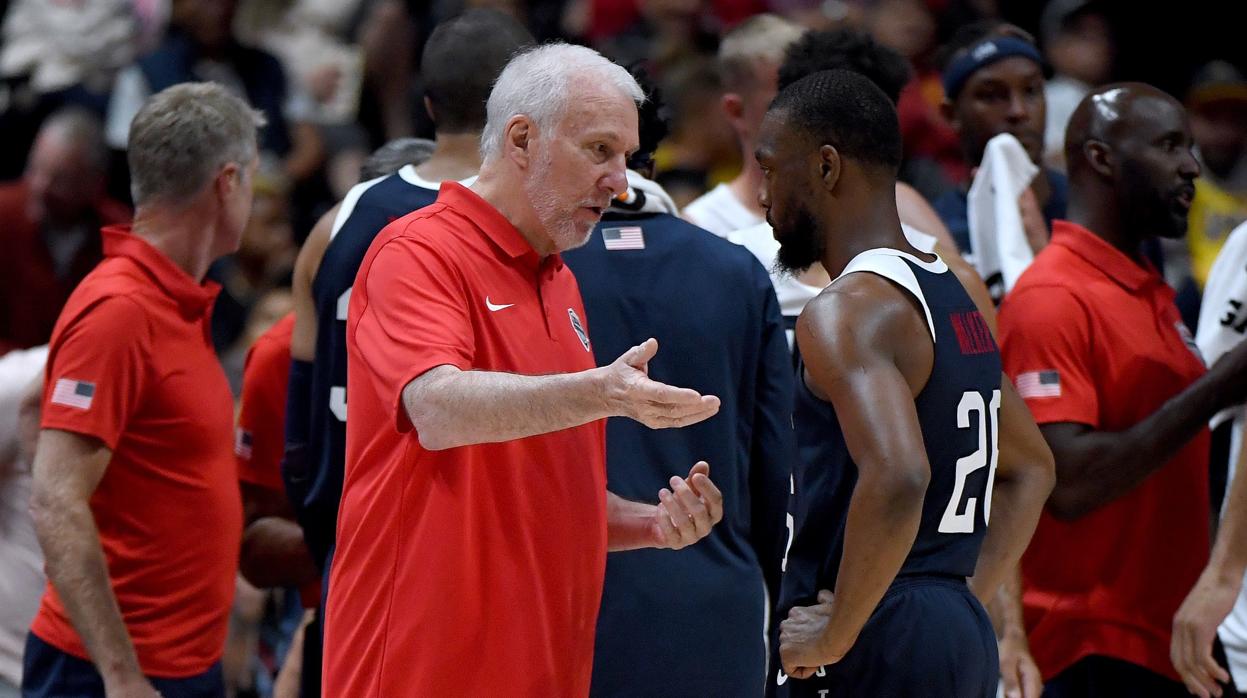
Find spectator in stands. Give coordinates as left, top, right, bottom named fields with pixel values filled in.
left=0, top=108, right=129, bottom=353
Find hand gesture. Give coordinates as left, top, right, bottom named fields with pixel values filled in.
left=651, top=462, right=723, bottom=549
left=604, top=339, right=720, bottom=429
left=780, top=589, right=844, bottom=679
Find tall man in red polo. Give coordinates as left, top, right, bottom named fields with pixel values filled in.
left=25, top=83, right=264, bottom=698
left=323, top=43, right=725, bottom=697
left=999, top=83, right=1247, bottom=696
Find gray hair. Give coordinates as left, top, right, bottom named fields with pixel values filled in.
left=718, top=14, right=804, bottom=93
left=127, top=83, right=266, bottom=206
left=479, top=43, right=643, bottom=162
left=359, top=137, right=437, bottom=182
left=39, top=107, right=109, bottom=173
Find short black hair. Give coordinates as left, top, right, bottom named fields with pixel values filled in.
left=421, top=9, right=534, bottom=134
left=771, top=69, right=902, bottom=173
left=627, top=63, right=671, bottom=169
left=778, top=29, right=912, bottom=104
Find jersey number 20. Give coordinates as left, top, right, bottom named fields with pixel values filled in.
left=938, top=389, right=1001, bottom=533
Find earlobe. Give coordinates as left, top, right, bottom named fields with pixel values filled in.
left=506, top=116, right=531, bottom=168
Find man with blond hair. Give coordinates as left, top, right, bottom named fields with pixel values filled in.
left=682, top=14, right=804, bottom=237
left=24, top=82, right=263, bottom=698
left=322, top=44, right=727, bottom=696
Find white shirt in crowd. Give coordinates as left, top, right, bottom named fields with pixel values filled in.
left=683, top=183, right=764, bottom=238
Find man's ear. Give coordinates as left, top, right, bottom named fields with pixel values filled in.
left=1084, top=139, right=1114, bottom=178
left=818, top=144, right=842, bottom=193
left=505, top=115, right=533, bottom=169
left=424, top=96, right=436, bottom=125
left=721, top=93, right=745, bottom=122
left=216, top=161, right=242, bottom=201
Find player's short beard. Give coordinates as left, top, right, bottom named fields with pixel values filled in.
left=775, top=203, right=826, bottom=274
left=525, top=145, right=596, bottom=252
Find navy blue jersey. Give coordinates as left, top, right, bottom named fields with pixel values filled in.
left=563, top=207, right=795, bottom=698
left=290, top=166, right=444, bottom=568
left=778, top=248, right=1002, bottom=618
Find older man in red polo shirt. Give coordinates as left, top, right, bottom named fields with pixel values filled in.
left=999, top=84, right=1247, bottom=697
left=25, top=83, right=263, bottom=698
left=323, top=44, right=725, bottom=697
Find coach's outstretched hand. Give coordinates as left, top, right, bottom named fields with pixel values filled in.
left=603, top=339, right=720, bottom=429
left=652, top=462, right=724, bottom=549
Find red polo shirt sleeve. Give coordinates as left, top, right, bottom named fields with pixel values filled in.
left=999, top=284, right=1099, bottom=427
left=41, top=295, right=151, bottom=449
left=236, top=319, right=292, bottom=492
left=353, top=233, right=474, bottom=432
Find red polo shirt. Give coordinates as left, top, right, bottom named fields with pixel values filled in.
left=999, top=221, right=1210, bottom=682
left=33, top=227, right=241, bottom=677
left=236, top=313, right=295, bottom=493
left=324, top=183, right=607, bottom=697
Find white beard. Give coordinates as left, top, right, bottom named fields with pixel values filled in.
left=524, top=148, right=597, bottom=252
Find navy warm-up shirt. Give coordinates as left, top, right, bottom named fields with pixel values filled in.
left=564, top=208, right=795, bottom=698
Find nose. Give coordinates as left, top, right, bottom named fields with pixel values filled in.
left=602, top=156, right=628, bottom=198
left=757, top=182, right=770, bottom=211
left=1006, top=91, right=1029, bottom=122
left=1180, top=147, right=1202, bottom=180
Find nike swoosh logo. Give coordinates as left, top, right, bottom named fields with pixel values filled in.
left=485, top=297, right=515, bottom=312
left=776, top=670, right=788, bottom=686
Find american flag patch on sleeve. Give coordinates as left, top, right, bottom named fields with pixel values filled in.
left=51, top=378, right=95, bottom=410
left=602, top=226, right=645, bottom=250
left=235, top=428, right=254, bottom=460
left=1015, top=370, right=1061, bottom=399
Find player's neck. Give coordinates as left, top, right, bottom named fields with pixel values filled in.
left=1066, top=193, right=1142, bottom=262
left=415, top=132, right=483, bottom=183
left=728, top=163, right=765, bottom=217
left=821, top=196, right=908, bottom=277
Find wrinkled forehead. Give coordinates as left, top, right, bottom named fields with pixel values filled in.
left=558, top=80, right=637, bottom=129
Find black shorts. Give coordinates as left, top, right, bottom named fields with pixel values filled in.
left=774, top=575, right=998, bottom=698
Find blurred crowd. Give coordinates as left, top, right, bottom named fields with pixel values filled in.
left=0, top=0, right=1245, bottom=696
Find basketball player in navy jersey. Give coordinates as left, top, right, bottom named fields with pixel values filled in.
left=757, top=70, right=1055, bottom=697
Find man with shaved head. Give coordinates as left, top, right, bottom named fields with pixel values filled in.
left=999, top=83, right=1247, bottom=696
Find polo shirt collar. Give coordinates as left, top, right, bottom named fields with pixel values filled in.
left=1050, top=220, right=1160, bottom=293
left=438, top=182, right=563, bottom=272
left=101, top=226, right=219, bottom=318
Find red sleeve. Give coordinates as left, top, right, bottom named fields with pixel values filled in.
left=351, top=234, right=475, bottom=432
left=41, top=296, right=151, bottom=449
left=998, top=285, right=1100, bottom=427
left=236, top=326, right=291, bottom=492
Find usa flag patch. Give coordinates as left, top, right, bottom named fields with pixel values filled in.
left=51, top=378, right=95, bottom=410
left=1015, top=370, right=1061, bottom=399
left=602, top=226, right=645, bottom=250
left=235, top=428, right=254, bottom=460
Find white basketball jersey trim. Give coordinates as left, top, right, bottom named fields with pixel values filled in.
left=836, top=247, right=948, bottom=345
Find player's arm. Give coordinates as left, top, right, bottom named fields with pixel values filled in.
left=290, top=203, right=337, bottom=364
left=605, top=462, right=724, bottom=552
left=29, top=430, right=158, bottom=697
left=402, top=338, right=720, bottom=451
left=1041, top=340, right=1247, bottom=520
left=778, top=280, right=932, bottom=678
left=1172, top=431, right=1247, bottom=698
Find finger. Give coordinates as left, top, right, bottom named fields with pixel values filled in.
left=689, top=470, right=724, bottom=523
left=1020, top=658, right=1043, bottom=698
left=642, top=404, right=722, bottom=429
left=793, top=666, right=817, bottom=680
left=688, top=461, right=710, bottom=480
left=637, top=380, right=707, bottom=408
left=657, top=488, right=696, bottom=545
left=620, top=338, right=658, bottom=369
left=654, top=498, right=681, bottom=548
left=817, top=589, right=835, bottom=605
left=670, top=476, right=712, bottom=538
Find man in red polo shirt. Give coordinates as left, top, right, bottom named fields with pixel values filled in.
left=999, top=83, right=1247, bottom=697
left=323, top=44, right=725, bottom=697
left=24, top=83, right=264, bottom=698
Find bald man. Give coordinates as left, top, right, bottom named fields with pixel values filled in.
left=998, top=83, right=1247, bottom=697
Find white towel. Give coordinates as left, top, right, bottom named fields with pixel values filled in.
left=967, top=133, right=1040, bottom=294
